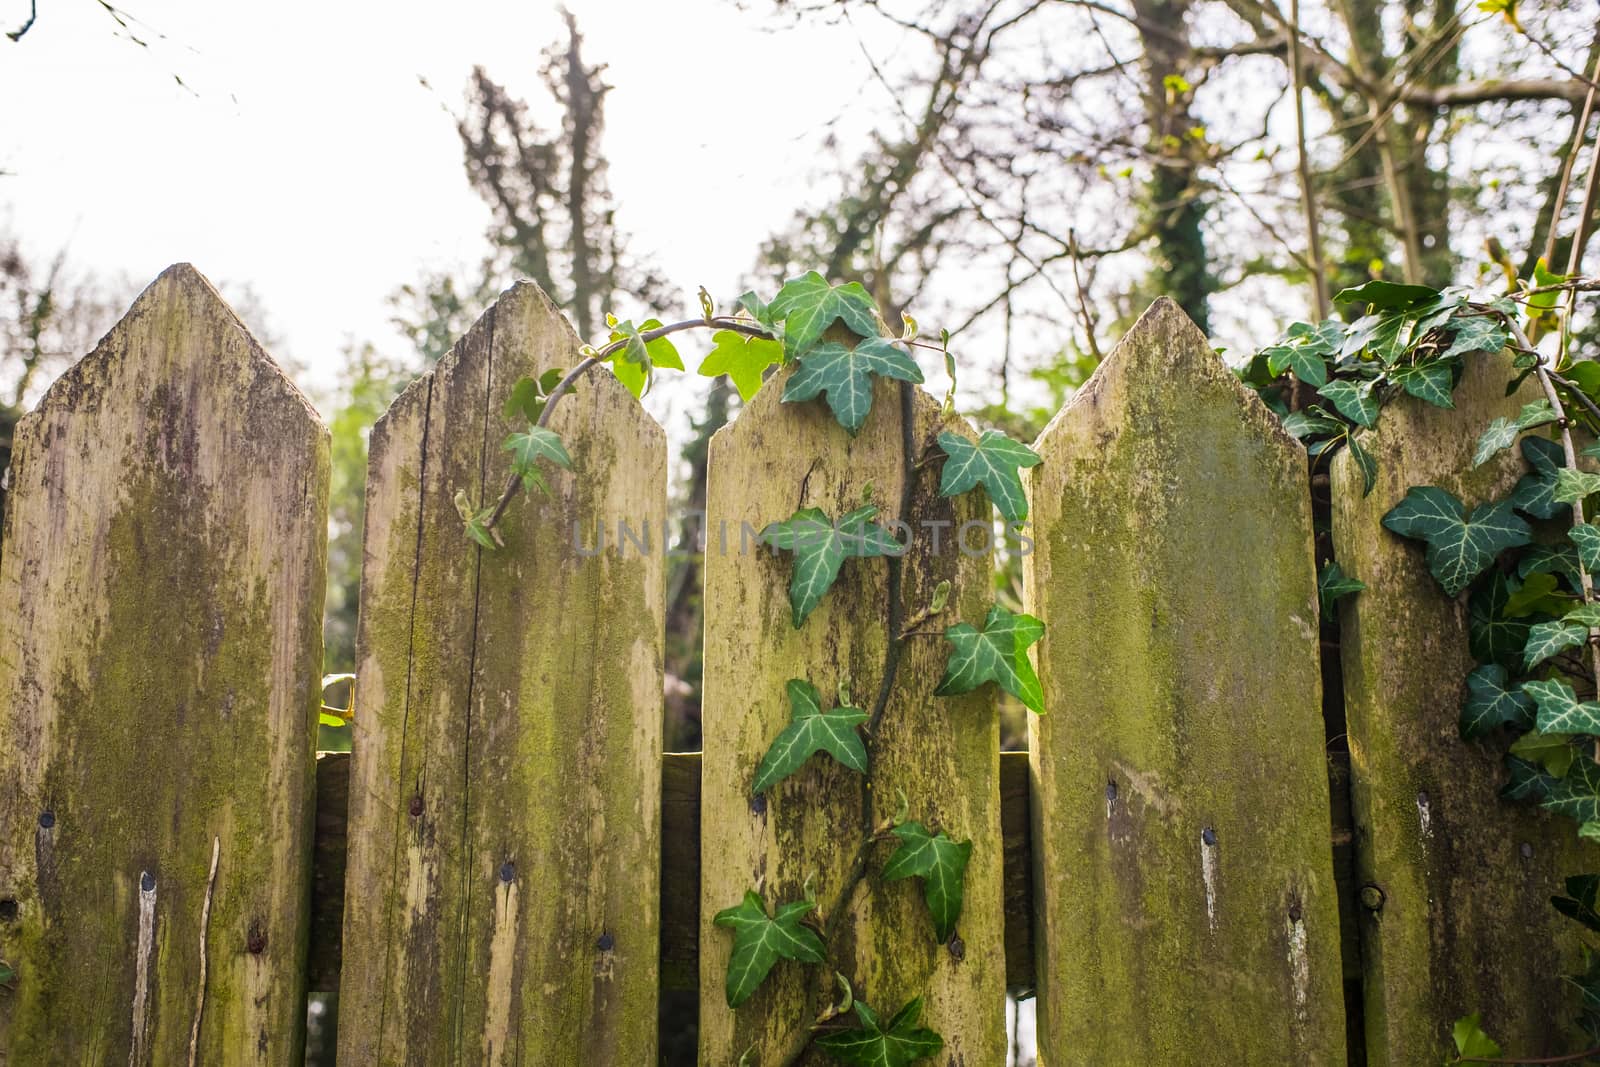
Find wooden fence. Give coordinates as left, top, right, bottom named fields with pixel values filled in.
left=0, top=264, right=1590, bottom=1065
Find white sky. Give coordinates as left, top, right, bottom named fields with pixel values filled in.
left=0, top=0, right=893, bottom=399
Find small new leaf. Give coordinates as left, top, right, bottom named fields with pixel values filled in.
left=936, top=604, right=1046, bottom=714
left=881, top=821, right=973, bottom=942
left=1317, top=561, right=1366, bottom=616
left=814, top=998, right=944, bottom=1067
left=504, top=426, right=573, bottom=492
left=782, top=338, right=924, bottom=433
left=1510, top=729, right=1577, bottom=778
left=1335, top=280, right=1441, bottom=309
left=1381, top=487, right=1531, bottom=597
left=713, top=891, right=826, bottom=1008
left=767, top=271, right=881, bottom=358
left=1452, top=1013, right=1503, bottom=1060
left=762, top=505, right=903, bottom=627
left=751, top=679, right=869, bottom=794
left=609, top=318, right=685, bottom=398
left=700, top=330, right=783, bottom=402
left=935, top=430, right=1042, bottom=523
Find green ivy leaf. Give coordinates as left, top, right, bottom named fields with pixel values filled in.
left=814, top=998, right=944, bottom=1067
left=767, top=272, right=881, bottom=358
left=1451, top=1013, right=1503, bottom=1060
left=1510, top=729, right=1577, bottom=778
left=713, top=890, right=826, bottom=1008
left=935, top=430, right=1042, bottom=523
left=1348, top=434, right=1378, bottom=496
left=1473, top=401, right=1558, bottom=466
left=1542, top=755, right=1600, bottom=823
left=1502, top=572, right=1571, bottom=619
left=782, top=338, right=924, bottom=433
left=1508, top=436, right=1569, bottom=520
left=881, top=820, right=973, bottom=942
left=1521, top=543, right=1585, bottom=587
left=1524, top=622, right=1587, bottom=670
left=1441, top=315, right=1510, bottom=359
left=1556, top=467, right=1600, bottom=505
left=1469, top=571, right=1532, bottom=669
left=762, top=505, right=903, bottom=627
left=1280, top=410, right=1344, bottom=439
left=1388, top=360, right=1454, bottom=408
left=935, top=604, right=1046, bottom=713
left=504, top=426, right=573, bottom=490
left=1502, top=753, right=1558, bottom=801
left=1461, top=664, right=1534, bottom=739
left=1335, top=280, right=1442, bottom=309
left=1317, top=378, right=1380, bottom=427
left=609, top=318, right=685, bottom=398
left=1553, top=875, right=1600, bottom=935
left=751, top=679, right=869, bottom=794
left=1573, top=525, right=1600, bottom=572
left=1381, top=487, right=1532, bottom=597
left=1262, top=337, right=1330, bottom=387
left=1523, top=678, right=1600, bottom=734
left=1317, top=561, right=1366, bottom=616
left=700, top=330, right=784, bottom=402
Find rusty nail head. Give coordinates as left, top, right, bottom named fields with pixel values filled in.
left=409, top=794, right=424, bottom=818
left=1201, top=827, right=1217, bottom=847
left=1359, top=884, right=1385, bottom=911
left=750, top=794, right=767, bottom=816
left=37, top=811, right=53, bottom=830
left=246, top=921, right=267, bottom=955
left=499, top=862, right=515, bottom=884
left=597, top=931, right=615, bottom=952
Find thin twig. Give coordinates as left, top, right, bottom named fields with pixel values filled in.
left=5, top=0, right=35, bottom=41
left=1288, top=0, right=1328, bottom=320
left=188, top=836, right=220, bottom=1067
left=482, top=316, right=770, bottom=530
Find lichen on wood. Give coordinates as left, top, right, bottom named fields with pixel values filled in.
left=1027, top=298, right=1347, bottom=1063
left=0, top=264, right=329, bottom=1062
left=1330, top=349, right=1598, bottom=1065
left=336, top=281, right=666, bottom=1064
left=698, top=368, right=1006, bottom=1065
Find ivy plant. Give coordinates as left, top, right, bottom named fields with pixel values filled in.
left=458, top=271, right=1044, bottom=1064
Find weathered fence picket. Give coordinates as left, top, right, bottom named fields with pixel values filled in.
left=336, top=282, right=666, bottom=1064
left=7, top=263, right=1595, bottom=1066
left=1330, top=351, right=1596, bottom=1065
left=0, top=264, right=329, bottom=1061
left=1026, top=299, right=1348, bottom=1062
left=698, top=369, right=1007, bottom=1064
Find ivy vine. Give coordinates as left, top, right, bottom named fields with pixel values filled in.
left=461, top=270, right=1044, bottom=1063
left=1242, top=266, right=1600, bottom=1062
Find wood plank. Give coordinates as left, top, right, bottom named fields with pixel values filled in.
left=1026, top=298, right=1347, bottom=1062
left=0, top=264, right=329, bottom=1062
left=699, top=366, right=1006, bottom=1064
left=1330, top=350, right=1597, bottom=1064
left=336, top=282, right=665, bottom=1064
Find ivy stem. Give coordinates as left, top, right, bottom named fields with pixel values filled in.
left=1520, top=322, right=1600, bottom=754
left=777, top=381, right=921, bottom=1067
left=481, top=316, right=771, bottom=530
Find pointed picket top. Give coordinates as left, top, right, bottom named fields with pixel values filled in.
left=30, top=262, right=319, bottom=439
left=0, top=265, right=329, bottom=1061
left=1036, top=296, right=1297, bottom=457
left=1026, top=299, right=1345, bottom=1060
left=339, top=278, right=665, bottom=1064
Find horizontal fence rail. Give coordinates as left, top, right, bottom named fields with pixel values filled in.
left=1, top=262, right=1594, bottom=1065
